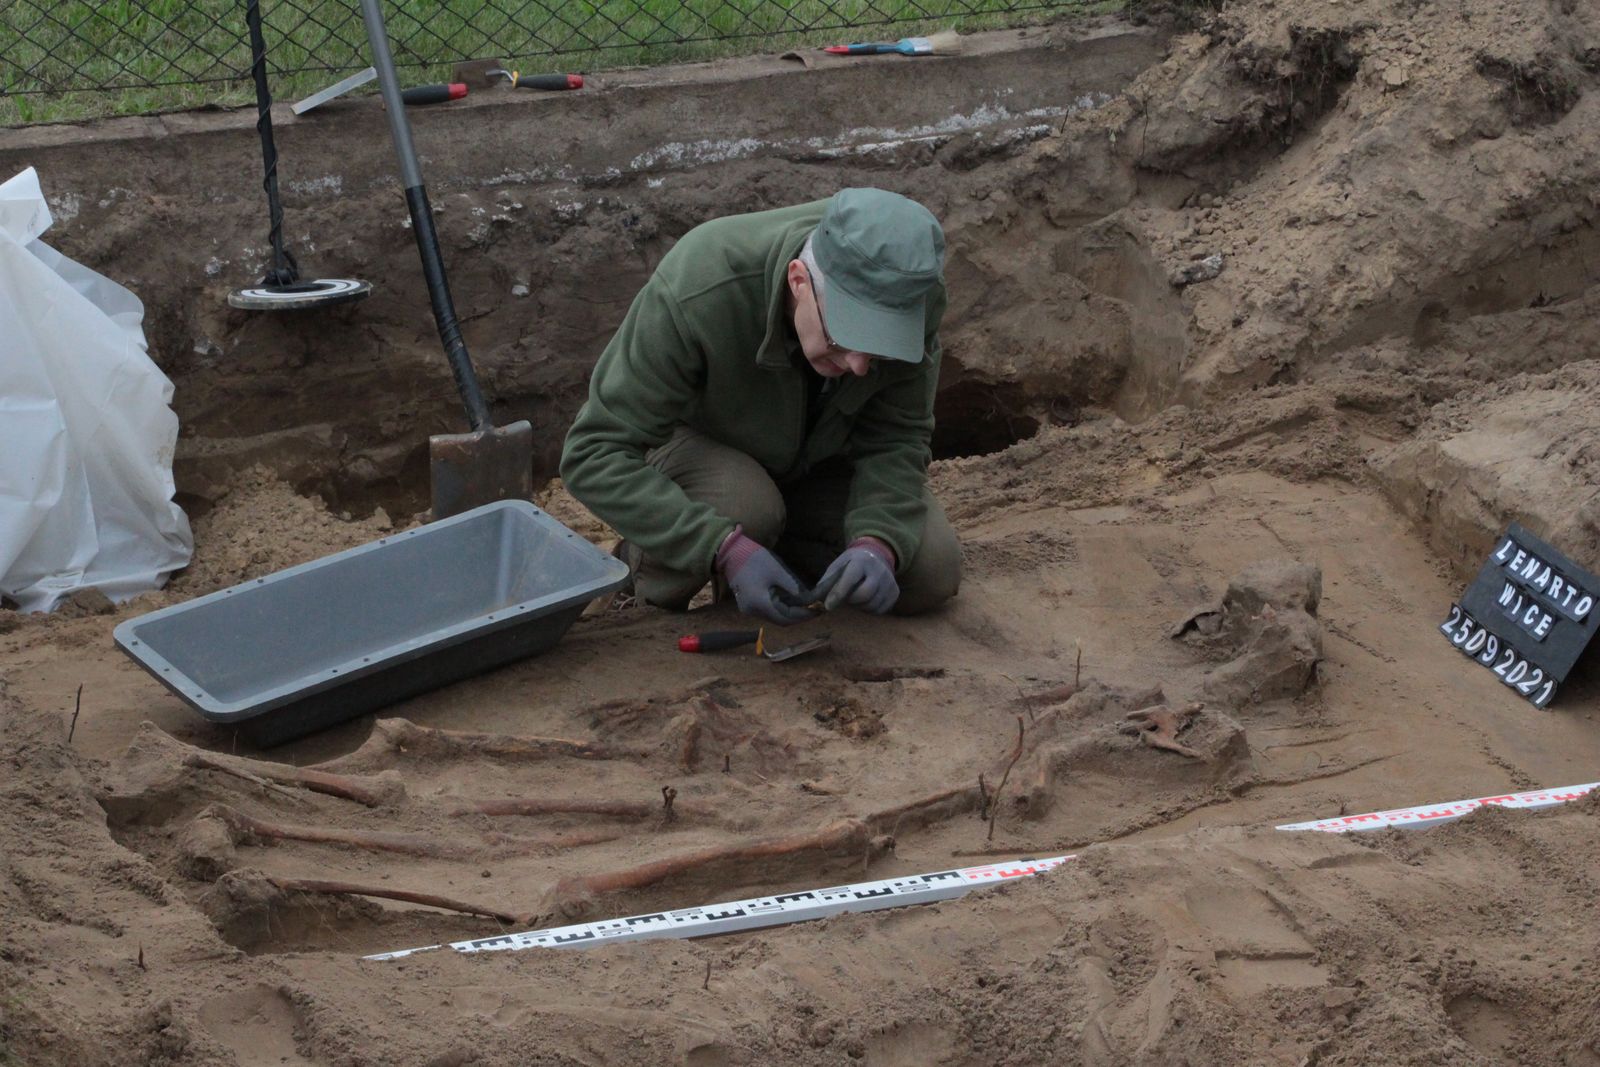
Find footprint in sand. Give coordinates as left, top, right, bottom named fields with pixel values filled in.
left=1182, top=883, right=1329, bottom=997
left=198, top=984, right=319, bottom=1066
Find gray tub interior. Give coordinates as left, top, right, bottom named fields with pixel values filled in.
left=115, top=500, right=629, bottom=743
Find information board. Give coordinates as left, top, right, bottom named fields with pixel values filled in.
left=1439, top=523, right=1600, bottom=708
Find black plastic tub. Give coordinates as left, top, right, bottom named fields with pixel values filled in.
left=114, top=500, right=629, bottom=746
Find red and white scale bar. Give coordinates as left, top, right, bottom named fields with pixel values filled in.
left=1273, top=781, right=1598, bottom=831
left=367, top=781, right=1598, bottom=961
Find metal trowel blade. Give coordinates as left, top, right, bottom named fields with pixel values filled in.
left=451, top=57, right=505, bottom=86
left=762, top=633, right=832, bottom=662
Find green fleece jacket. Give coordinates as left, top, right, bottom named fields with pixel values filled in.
left=559, top=199, right=945, bottom=579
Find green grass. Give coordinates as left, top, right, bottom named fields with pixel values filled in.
left=0, top=991, right=21, bottom=1066
left=1, top=0, right=1113, bottom=126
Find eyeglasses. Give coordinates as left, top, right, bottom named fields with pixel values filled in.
left=803, top=265, right=845, bottom=355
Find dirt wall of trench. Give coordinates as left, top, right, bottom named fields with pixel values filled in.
left=0, top=22, right=1170, bottom=519
left=5, top=0, right=1600, bottom=566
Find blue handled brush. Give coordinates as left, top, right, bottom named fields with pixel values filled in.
left=822, top=30, right=963, bottom=56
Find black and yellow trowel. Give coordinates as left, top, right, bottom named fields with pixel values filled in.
left=358, top=0, right=533, bottom=519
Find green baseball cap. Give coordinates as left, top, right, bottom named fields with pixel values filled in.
left=812, top=188, right=945, bottom=363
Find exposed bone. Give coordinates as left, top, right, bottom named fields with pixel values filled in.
left=315, top=718, right=648, bottom=773
left=478, top=828, right=626, bottom=853
left=865, top=786, right=981, bottom=837
left=831, top=696, right=1125, bottom=842
left=552, top=818, right=881, bottom=909
left=109, top=723, right=401, bottom=809
left=1011, top=683, right=1078, bottom=708
left=204, top=804, right=621, bottom=860
left=1013, top=758, right=1056, bottom=818
left=269, top=877, right=534, bottom=927
left=1122, top=702, right=1206, bottom=759
left=677, top=714, right=704, bottom=774
left=182, top=755, right=308, bottom=805
left=183, top=753, right=397, bottom=807
left=668, top=693, right=791, bottom=777
left=453, top=795, right=708, bottom=821
left=208, top=804, right=476, bottom=859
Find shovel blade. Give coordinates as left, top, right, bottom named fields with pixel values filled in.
left=429, top=419, right=534, bottom=520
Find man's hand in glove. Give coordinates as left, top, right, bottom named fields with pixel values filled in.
left=810, top=537, right=899, bottom=614
left=716, top=527, right=816, bottom=625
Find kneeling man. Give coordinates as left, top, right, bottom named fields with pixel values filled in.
left=560, top=187, right=961, bottom=625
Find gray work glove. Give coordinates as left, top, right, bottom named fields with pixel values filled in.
left=716, top=528, right=815, bottom=626
left=811, top=537, right=899, bottom=614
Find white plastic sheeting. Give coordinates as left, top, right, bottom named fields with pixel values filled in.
left=0, top=167, right=192, bottom=612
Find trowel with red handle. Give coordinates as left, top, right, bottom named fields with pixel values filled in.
left=678, top=629, right=832, bottom=662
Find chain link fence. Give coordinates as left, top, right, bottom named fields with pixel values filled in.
left=1, top=0, right=1106, bottom=124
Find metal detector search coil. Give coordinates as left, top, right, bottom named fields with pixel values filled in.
left=227, top=277, right=372, bottom=310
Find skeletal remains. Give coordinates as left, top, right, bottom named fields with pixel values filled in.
left=103, top=679, right=1223, bottom=931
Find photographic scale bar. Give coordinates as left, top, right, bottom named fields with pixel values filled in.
left=367, top=780, right=1599, bottom=962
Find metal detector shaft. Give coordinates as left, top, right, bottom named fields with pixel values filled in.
left=244, top=0, right=296, bottom=285
left=358, top=0, right=491, bottom=432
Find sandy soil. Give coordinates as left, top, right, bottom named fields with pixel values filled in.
left=5, top=0, right=1600, bottom=1063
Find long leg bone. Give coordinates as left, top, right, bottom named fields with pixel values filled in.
left=204, top=804, right=622, bottom=860
left=452, top=795, right=709, bottom=821
left=269, top=877, right=534, bottom=926
left=314, top=718, right=649, bottom=773
left=109, top=723, right=400, bottom=808
left=184, top=753, right=397, bottom=807
left=551, top=818, right=883, bottom=911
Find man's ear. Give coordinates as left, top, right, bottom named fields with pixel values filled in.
left=785, top=258, right=808, bottom=297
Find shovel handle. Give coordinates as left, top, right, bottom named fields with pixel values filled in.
left=360, top=0, right=493, bottom=432
left=678, top=631, right=761, bottom=654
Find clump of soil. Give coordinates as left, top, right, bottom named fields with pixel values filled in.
left=809, top=692, right=886, bottom=740
left=164, top=466, right=402, bottom=599
left=1175, top=559, right=1325, bottom=706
